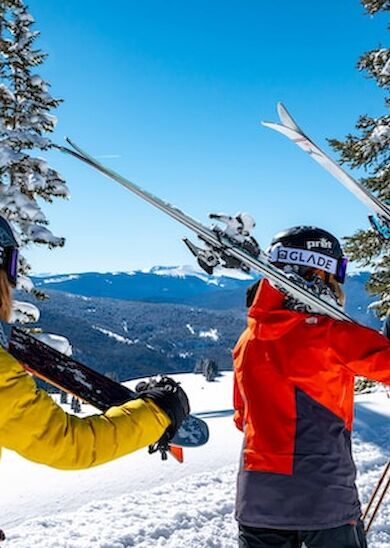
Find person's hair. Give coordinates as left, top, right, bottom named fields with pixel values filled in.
left=327, top=274, right=346, bottom=307
left=0, top=269, right=12, bottom=322
left=301, top=268, right=346, bottom=307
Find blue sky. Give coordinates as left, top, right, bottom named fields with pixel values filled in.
left=25, top=0, right=388, bottom=273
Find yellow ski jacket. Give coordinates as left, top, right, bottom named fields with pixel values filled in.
left=0, top=348, right=170, bottom=469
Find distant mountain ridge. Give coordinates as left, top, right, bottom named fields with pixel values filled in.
left=31, top=266, right=255, bottom=309
left=31, top=266, right=379, bottom=322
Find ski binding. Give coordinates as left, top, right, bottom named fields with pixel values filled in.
left=184, top=212, right=261, bottom=274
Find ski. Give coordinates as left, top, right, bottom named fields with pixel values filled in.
left=53, top=138, right=352, bottom=322
left=262, top=103, right=390, bottom=225
left=8, top=327, right=209, bottom=455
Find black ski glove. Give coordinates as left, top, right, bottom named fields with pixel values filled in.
left=135, top=376, right=190, bottom=441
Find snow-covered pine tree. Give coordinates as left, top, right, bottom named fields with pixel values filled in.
left=328, top=0, right=390, bottom=317
left=0, top=0, right=69, bottom=312
left=362, top=0, right=390, bottom=14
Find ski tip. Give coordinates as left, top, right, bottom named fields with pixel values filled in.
left=260, top=102, right=297, bottom=132
left=261, top=120, right=279, bottom=129
left=169, top=445, right=184, bottom=463
left=65, top=137, right=82, bottom=154
left=261, top=121, right=290, bottom=136
left=277, top=101, right=288, bottom=120
left=276, top=103, right=301, bottom=132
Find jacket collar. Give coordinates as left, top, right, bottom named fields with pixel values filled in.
left=248, top=279, right=310, bottom=340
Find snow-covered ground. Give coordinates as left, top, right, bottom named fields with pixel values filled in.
left=1, top=373, right=390, bottom=547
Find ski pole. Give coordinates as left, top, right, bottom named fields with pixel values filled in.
left=363, top=458, right=390, bottom=533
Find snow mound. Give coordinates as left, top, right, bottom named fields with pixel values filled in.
left=6, top=467, right=237, bottom=548
left=3, top=376, right=390, bottom=547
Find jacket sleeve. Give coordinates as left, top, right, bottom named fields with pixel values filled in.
left=329, top=319, right=390, bottom=384
left=0, top=348, right=170, bottom=469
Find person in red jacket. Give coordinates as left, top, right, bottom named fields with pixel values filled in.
left=233, top=226, right=390, bottom=548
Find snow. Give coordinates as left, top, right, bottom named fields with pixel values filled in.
left=0, top=84, right=15, bottom=102
left=33, top=333, right=72, bottom=356
left=1, top=373, right=390, bottom=547
left=113, top=271, right=136, bottom=276
left=199, top=328, right=219, bottom=341
left=40, top=274, right=80, bottom=284
left=186, top=323, right=220, bottom=340
left=0, top=146, right=22, bottom=168
left=382, top=57, right=390, bottom=77
left=143, top=265, right=254, bottom=283
left=186, top=323, right=195, bottom=335
left=11, top=300, right=40, bottom=323
left=16, top=275, right=33, bottom=292
left=92, top=325, right=139, bottom=345
left=6, top=468, right=237, bottom=548
left=179, top=352, right=192, bottom=358
left=370, top=124, right=390, bottom=145
left=29, top=75, right=48, bottom=92
left=23, top=224, right=64, bottom=246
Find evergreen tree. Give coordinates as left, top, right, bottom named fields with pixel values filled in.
left=204, top=359, right=218, bottom=382
left=362, top=0, right=390, bottom=14
left=194, top=358, right=205, bottom=374
left=60, top=390, right=68, bottom=405
left=0, top=0, right=68, bottom=299
left=71, top=396, right=81, bottom=414
left=329, top=1, right=390, bottom=317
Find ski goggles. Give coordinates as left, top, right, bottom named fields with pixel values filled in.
left=0, top=247, right=19, bottom=287
left=269, top=245, right=348, bottom=284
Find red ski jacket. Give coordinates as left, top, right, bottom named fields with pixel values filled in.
left=233, top=279, right=390, bottom=530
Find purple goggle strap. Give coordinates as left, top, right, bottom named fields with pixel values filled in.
left=336, top=257, right=348, bottom=284
left=7, top=248, right=18, bottom=285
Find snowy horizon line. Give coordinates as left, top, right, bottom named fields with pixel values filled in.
left=29, top=264, right=255, bottom=280
left=30, top=264, right=368, bottom=280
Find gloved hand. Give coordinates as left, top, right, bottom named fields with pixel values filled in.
left=135, top=376, right=190, bottom=441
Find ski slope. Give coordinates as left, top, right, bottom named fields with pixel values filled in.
left=1, top=373, right=390, bottom=547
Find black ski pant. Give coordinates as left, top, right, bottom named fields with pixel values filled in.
left=238, top=521, right=367, bottom=548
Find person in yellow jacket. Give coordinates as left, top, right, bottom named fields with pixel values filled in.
left=0, top=215, right=189, bottom=470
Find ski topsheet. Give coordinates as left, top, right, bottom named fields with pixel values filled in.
left=8, top=327, right=209, bottom=450
left=262, top=103, right=390, bottom=222
left=54, top=139, right=352, bottom=322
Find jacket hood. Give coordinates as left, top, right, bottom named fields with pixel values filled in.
left=248, top=279, right=311, bottom=340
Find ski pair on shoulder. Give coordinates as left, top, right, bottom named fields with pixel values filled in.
left=262, top=103, right=390, bottom=239
left=53, top=139, right=352, bottom=323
